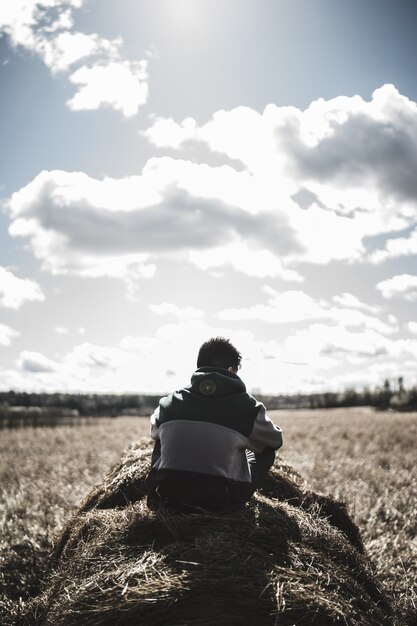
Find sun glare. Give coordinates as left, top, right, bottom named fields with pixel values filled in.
left=158, top=0, right=215, bottom=37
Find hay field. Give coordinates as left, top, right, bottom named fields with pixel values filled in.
left=1, top=407, right=416, bottom=625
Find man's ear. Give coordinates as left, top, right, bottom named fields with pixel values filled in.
left=228, top=366, right=238, bottom=374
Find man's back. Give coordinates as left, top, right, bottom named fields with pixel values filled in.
left=147, top=363, right=282, bottom=512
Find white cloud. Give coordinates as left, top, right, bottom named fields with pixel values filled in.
left=150, top=303, right=204, bottom=320
left=18, top=351, right=58, bottom=373
left=4, top=319, right=415, bottom=395
left=145, top=116, right=198, bottom=149
left=289, top=203, right=366, bottom=264
left=11, top=343, right=131, bottom=391
left=6, top=168, right=300, bottom=280
left=0, top=1, right=81, bottom=49
left=0, top=1, right=149, bottom=116
left=376, top=274, right=417, bottom=301
left=283, top=323, right=390, bottom=369
left=145, top=106, right=280, bottom=172
left=406, top=321, right=417, bottom=335
left=5, top=82, right=417, bottom=336
left=142, top=157, right=263, bottom=216
left=370, top=228, right=417, bottom=263
left=8, top=84, right=417, bottom=283
left=39, top=31, right=121, bottom=73
left=188, top=242, right=304, bottom=281
left=219, top=289, right=325, bottom=324
left=218, top=287, right=397, bottom=335
left=280, top=324, right=417, bottom=391
left=332, top=292, right=378, bottom=313
left=118, top=322, right=294, bottom=394
left=3, top=323, right=282, bottom=393
left=0, top=266, right=44, bottom=308
left=145, top=85, right=417, bottom=264
left=67, top=60, right=148, bottom=117
left=65, top=342, right=129, bottom=371
left=327, top=306, right=397, bottom=335
left=7, top=170, right=160, bottom=280
left=0, top=323, right=19, bottom=346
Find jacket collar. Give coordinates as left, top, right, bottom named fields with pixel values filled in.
left=188, top=367, right=246, bottom=397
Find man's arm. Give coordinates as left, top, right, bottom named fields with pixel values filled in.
left=246, top=405, right=283, bottom=453
left=150, top=406, right=160, bottom=440
left=149, top=406, right=161, bottom=467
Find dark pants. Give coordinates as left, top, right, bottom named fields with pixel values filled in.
left=246, top=447, right=276, bottom=494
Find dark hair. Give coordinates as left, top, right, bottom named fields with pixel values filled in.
left=197, top=337, right=242, bottom=371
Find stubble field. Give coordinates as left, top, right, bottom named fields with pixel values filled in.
left=1, top=407, right=416, bottom=625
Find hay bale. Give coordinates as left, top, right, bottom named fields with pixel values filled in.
left=22, top=439, right=393, bottom=626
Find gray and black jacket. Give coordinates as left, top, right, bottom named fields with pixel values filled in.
left=147, top=367, right=283, bottom=511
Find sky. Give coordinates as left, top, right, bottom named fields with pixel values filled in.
left=1, top=0, right=417, bottom=395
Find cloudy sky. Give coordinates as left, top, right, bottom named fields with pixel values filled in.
left=1, top=0, right=417, bottom=395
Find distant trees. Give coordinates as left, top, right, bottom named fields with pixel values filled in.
left=0, top=391, right=159, bottom=416
left=0, top=392, right=160, bottom=427
left=0, top=376, right=416, bottom=428
left=258, top=377, right=417, bottom=412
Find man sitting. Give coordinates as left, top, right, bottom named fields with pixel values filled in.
left=146, top=337, right=283, bottom=512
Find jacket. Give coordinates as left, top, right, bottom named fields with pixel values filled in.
left=146, top=367, right=283, bottom=511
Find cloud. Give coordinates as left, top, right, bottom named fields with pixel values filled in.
left=0, top=1, right=78, bottom=49
left=0, top=1, right=149, bottom=116
left=284, top=323, right=391, bottom=367
left=96, top=323, right=293, bottom=393
left=67, top=60, right=148, bottom=117
left=376, top=274, right=417, bottom=301
left=219, top=289, right=326, bottom=325
left=286, top=86, right=417, bottom=206
left=18, top=351, right=58, bottom=373
left=39, top=31, right=121, bottom=73
left=370, top=228, right=417, bottom=263
left=332, top=292, right=378, bottom=314
left=144, top=106, right=279, bottom=171
left=10, top=343, right=130, bottom=391
left=3, top=323, right=282, bottom=393
left=7, top=330, right=207, bottom=392
left=218, top=286, right=397, bottom=336
left=3, top=317, right=415, bottom=394
left=279, top=323, right=417, bottom=392
left=7, top=170, right=158, bottom=278
left=0, top=266, right=44, bottom=308
left=150, top=303, right=204, bottom=320
left=7, top=168, right=300, bottom=279
left=407, top=321, right=417, bottom=335
left=6, top=84, right=417, bottom=286
left=145, top=85, right=417, bottom=263
left=188, top=243, right=304, bottom=281
left=0, top=323, right=19, bottom=346
left=145, top=116, right=198, bottom=149
left=147, top=85, right=417, bottom=205
left=66, top=342, right=129, bottom=371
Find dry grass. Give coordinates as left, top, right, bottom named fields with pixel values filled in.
left=275, top=407, right=417, bottom=621
left=18, top=440, right=393, bottom=625
left=1, top=408, right=416, bottom=625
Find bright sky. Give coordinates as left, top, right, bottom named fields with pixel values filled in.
left=1, top=0, right=417, bottom=395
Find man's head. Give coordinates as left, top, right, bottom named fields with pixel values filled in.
left=197, top=337, right=242, bottom=373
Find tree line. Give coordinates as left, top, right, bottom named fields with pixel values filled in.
left=0, top=391, right=158, bottom=418
left=0, top=377, right=416, bottom=421
left=259, top=377, right=417, bottom=411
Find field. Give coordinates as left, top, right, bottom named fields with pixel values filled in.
left=1, top=407, right=416, bottom=625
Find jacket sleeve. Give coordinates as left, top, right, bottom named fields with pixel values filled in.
left=150, top=406, right=160, bottom=441
left=246, top=405, right=283, bottom=453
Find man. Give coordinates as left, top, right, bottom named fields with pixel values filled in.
left=146, top=337, right=283, bottom=512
